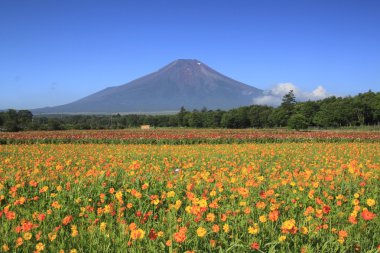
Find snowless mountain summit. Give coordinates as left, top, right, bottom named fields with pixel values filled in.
left=33, top=59, right=263, bottom=114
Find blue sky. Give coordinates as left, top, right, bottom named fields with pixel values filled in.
left=1, top=0, right=379, bottom=109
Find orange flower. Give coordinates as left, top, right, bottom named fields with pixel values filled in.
left=348, top=215, right=358, bottom=224
left=29, top=180, right=38, bottom=187
left=52, top=201, right=61, bottom=209
left=62, top=215, right=73, bottom=226
left=237, top=187, right=249, bottom=198
left=5, top=211, right=16, bottom=220
left=39, top=186, right=48, bottom=193
left=212, top=224, right=220, bottom=233
left=37, top=213, right=46, bottom=222
left=269, top=210, right=279, bottom=222
left=173, top=227, right=187, bottom=243
left=256, top=201, right=266, bottom=209
left=206, top=213, right=215, bottom=222
left=361, top=209, right=376, bottom=221
left=338, top=230, right=348, bottom=238
left=2, top=244, right=9, bottom=252
left=15, top=237, right=23, bottom=247
left=304, top=206, right=314, bottom=216
left=129, top=223, right=137, bottom=231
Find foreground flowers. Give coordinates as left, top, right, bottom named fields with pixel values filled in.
left=0, top=142, right=379, bottom=252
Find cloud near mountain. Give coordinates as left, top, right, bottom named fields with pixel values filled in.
left=253, top=83, right=330, bottom=106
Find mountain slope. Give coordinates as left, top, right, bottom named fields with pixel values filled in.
left=32, top=59, right=263, bottom=114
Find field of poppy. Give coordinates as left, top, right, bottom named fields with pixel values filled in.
left=0, top=141, right=379, bottom=252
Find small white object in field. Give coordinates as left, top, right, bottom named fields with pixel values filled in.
left=173, top=168, right=182, bottom=174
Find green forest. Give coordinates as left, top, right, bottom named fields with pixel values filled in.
left=1, top=90, right=379, bottom=131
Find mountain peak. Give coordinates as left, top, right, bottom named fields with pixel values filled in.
left=159, top=59, right=203, bottom=72
left=32, top=59, right=263, bottom=114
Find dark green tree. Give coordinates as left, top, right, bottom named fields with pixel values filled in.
left=177, top=106, right=188, bottom=127
left=188, top=110, right=203, bottom=128
left=17, top=110, right=33, bottom=130
left=4, top=109, right=20, bottom=131
left=288, top=113, right=309, bottom=130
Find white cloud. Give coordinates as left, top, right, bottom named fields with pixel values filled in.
left=253, top=95, right=282, bottom=106
left=253, top=83, right=330, bottom=106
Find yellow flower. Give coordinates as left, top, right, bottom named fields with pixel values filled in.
left=71, top=225, right=78, bottom=237
left=115, top=191, right=123, bottom=202
left=300, top=226, right=308, bottom=234
left=23, top=232, right=32, bottom=241
left=157, top=231, right=164, bottom=237
left=279, top=235, right=286, bottom=242
left=173, top=200, right=181, bottom=210
left=167, top=191, right=176, bottom=197
left=354, top=193, right=360, bottom=199
left=100, top=222, right=107, bottom=232
left=130, top=228, right=145, bottom=240
left=48, top=232, right=57, bottom=241
left=196, top=227, right=207, bottom=237
left=223, top=224, right=230, bottom=233
left=35, top=242, right=45, bottom=252
left=2, top=244, right=9, bottom=252
left=248, top=223, right=260, bottom=235
left=70, top=249, right=78, bottom=253
left=104, top=204, right=111, bottom=213
left=239, top=201, right=246, bottom=206
left=281, top=219, right=297, bottom=234
left=259, top=215, right=267, bottom=223
left=366, top=198, right=376, bottom=207
left=198, top=199, right=207, bottom=208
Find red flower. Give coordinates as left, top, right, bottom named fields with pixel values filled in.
left=148, top=229, right=157, bottom=240
left=251, top=242, right=260, bottom=250
left=322, top=205, right=331, bottom=214
left=38, top=213, right=46, bottom=222
left=361, top=209, right=376, bottom=221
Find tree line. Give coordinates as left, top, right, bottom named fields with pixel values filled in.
left=1, top=90, right=379, bottom=131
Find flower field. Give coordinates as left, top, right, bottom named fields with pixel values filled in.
left=1, top=129, right=380, bottom=144
left=0, top=142, right=379, bottom=252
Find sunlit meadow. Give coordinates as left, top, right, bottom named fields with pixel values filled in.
left=0, top=141, right=379, bottom=252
